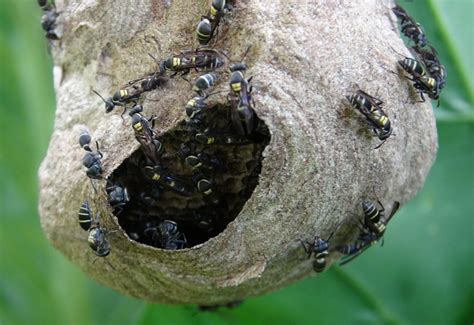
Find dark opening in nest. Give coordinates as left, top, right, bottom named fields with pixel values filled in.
left=109, top=104, right=270, bottom=248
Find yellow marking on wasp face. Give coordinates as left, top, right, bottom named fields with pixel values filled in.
left=120, top=89, right=128, bottom=98
left=169, top=181, right=176, bottom=187
left=231, top=83, right=241, bottom=92
left=133, top=122, right=143, bottom=132
left=208, top=137, right=215, bottom=144
left=152, top=174, right=161, bottom=181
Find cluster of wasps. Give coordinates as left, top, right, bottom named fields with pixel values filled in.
left=392, top=4, right=446, bottom=106
left=302, top=4, right=446, bottom=272
left=67, top=0, right=269, bottom=258
left=40, top=1, right=446, bottom=273
left=38, top=0, right=59, bottom=43
left=343, top=4, right=447, bottom=150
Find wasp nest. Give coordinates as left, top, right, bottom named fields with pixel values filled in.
left=39, top=0, right=437, bottom=305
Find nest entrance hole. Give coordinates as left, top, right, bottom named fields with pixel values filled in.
left=109, top=104, right=270, bottom=248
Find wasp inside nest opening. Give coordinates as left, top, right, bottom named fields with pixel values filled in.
left=108, top=103, right=270, bottom=248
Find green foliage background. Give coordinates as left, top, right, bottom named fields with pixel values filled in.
left=0, top=0, right=472, bottom=324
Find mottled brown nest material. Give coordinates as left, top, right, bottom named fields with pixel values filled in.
left=39, top=0, right=437, bottom=305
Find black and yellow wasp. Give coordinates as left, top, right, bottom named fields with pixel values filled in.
left=196, top=0, right=231, bottom=46
left=144, top=220, right=187, bottom=250
left=393, top=4, right=428, bottom=47
left=79, top=130, right=103, bottom=179
left=77, top=200, right=111, bottom=257
left=129, top=107, right=163, bottom=166
left=38, top=0, right=59, bottom=41
left=337, top=200, right=400, bottom=265
left=193, top=73, right=219, bottom=97
left=195, top=128, right=249, bottom=146
left=93, top=70, right=168, bottom=113
left=228, top=63, right=256, bottom=136
left=413, top=45, right=446, bottom=95
left=161, top=49, right=225, bottom=77
left=302, top=229, right=337, bottom=273
left=392, top=47, right=441, bottom=105
left=346, top=90, right=392, bottom=149
left=143, top=165, right=194, bottom=196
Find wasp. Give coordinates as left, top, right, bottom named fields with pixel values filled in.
left=185, top=96, right=209, bottom=130
left=302, top=236, right=331, bottom=273
left=391, top=48, right=441, bottom=105
left=193, top=174, right=214, bottom=196
left=185, top=153, right=222, bottom=171
left=346, top=90, right=392, bottom=149
left=195, top=128, right=249, bottom=146
left=161, top=49, right=225, bottom=77
left=77, top=201, right=110, bottom=257
left=192, top=211, right=218, bottom=232
left=130, top=110, right=163, bottom=165
left=362, top=200, right=400, bottom=237
left=196, top=0, right=232, bottom=46
left=105, top=181, right=130, bottom=214
left=79, top=130, right=103, bottom=179
left=228, top=63, right=256, bottom=136
left=143, top=165, right=193, bottom=195
left=301, top=225, right=339, bottom=273
left=412, top=45, right=446, bottom=93
left=193, top=73, right=219, bottom=96
left=139, top=188, right=161, bottom=207
left=337, top=200, right=400, bottom=265
left=93, top=71, right=168, bottom=113
left=144, top=220, right=187, bottom=250
left=38, top=0, right=59, bottom=41
left=196, top=19, right=213, bottom=46
left=179, top=142, right=222, bottom=171
left=337, top=226, right=379, bottom=266
left=393, top=5, right=428, bottom=47
left=158, top=220, right=187, bottom=250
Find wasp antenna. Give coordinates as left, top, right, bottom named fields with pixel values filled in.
left=89, top=179, right=98, bottom=194
left=92, top=89, right=107, bottom=103
left=374, top=139, right=387, bottom=150
left=327, top=220, right=344, bottom=241
left=385, top=66, right=406, bottom=79
left=218, top=49, right=231, bottom=61
left=241, top=45, right=252, bottom=62
left=148, top=52, right=161, bottom=66
left=345, top=210, right=358, bottom=218
left=389, top=45, right=410, bottom=59
left=143, top=97, right=161, bottom=102
left=104, top=259, right=117, bottom=271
